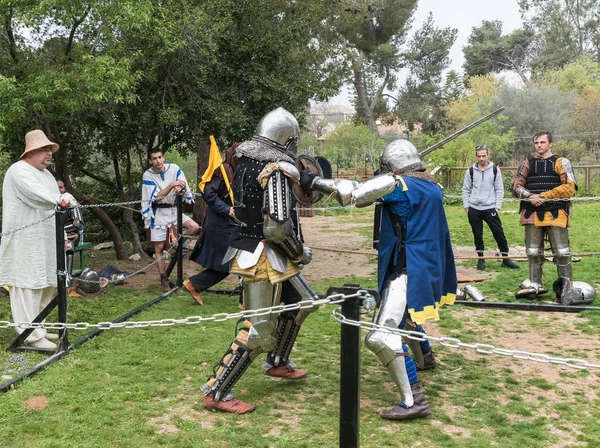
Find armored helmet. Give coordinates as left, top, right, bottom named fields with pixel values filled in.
left=572, top=281, right=597, bottom=303
left=255, top=107, right=300, bottom=155
left=380, top=139, right=425, bottom=174
left=78, top=268, right=100, bottom=293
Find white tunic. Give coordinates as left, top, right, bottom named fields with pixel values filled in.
left=0, top=160, right=62, bottom=289
left=141, top=163, right=194, bottom=229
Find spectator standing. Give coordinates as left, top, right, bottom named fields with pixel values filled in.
left=461, top=145, right=519, bottom=270
left=0, top=130, right=77, bottom=350
left=141, top=148, right=200, bottom=291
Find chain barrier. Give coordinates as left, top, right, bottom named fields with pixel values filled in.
left=0, top=292, right=358, bottom=331
left=1, top=288, right=596, bottom=371
left=1, top=354, right=34, bottom=380
left=331, top=309, right=600, bottom=371
left=0, top=211, right=56, bottom=237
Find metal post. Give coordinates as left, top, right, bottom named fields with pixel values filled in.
left=176, top=194, right=183, bottom=288
left=55, top=206, right=69, bottom=351
left=337, top=285, right=361, bottom=448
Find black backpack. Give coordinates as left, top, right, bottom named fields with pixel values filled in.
left=469, top=165, right=498, bottom=188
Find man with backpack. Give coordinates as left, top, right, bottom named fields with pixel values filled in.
left=461, top=145, right=519, bottom=271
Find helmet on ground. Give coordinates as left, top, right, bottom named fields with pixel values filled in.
left=78, top=268, right=100, bottom=293
left=255, top=107, right=300, bottom=154
left=380, top=139, right=425, bottom=174
left=572, top=281, right=597, bottom=303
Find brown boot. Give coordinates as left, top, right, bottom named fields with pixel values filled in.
left=160, top=275, right=174, bottom=292
left=416, top=350, right=437, bottom=371
left=183, top=279, right=203, bottom=305
left=380, top=382, right=431, bottom=420
left=265, top=365, right=308, bottom=380
left=204, top=395, right=255, bottom=414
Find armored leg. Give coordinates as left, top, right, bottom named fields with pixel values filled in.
left=525, top=225, right=545, bottom=289
left=65, top=241, right=74, bottom=287
left=364, top=274, right=413, bottom=407
left=264, top=275, right=316, bottom=377
left=547, top=227, right=572, bottom=282
left=204, top=281, right=279, bottom=402
left=403, top=319, right=436, bottom=371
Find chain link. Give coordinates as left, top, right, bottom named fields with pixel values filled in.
left=2, top=353, right=34, bottom=379
left=331, top=309, right=600, bottom=371
left=0, top=292, right=356, bottom=331
left=0, top=211, right=56, bottom=237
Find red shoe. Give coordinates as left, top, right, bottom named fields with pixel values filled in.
left=204, top=395, right=255, bottom=414
left=265, top=365, right=308, bottom=380
left=183, top=279, right=203, bottom=305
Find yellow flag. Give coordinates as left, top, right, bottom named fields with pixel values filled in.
left=198, top=136, right=234, bottom=205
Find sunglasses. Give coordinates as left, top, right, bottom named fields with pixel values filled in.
left=475, top=145, right=487, bottom=150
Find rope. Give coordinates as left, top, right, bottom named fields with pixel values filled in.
left=309, top=245, right=600, bottom=260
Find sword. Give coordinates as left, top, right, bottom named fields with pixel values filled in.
left=419, top=107, right=505, bottom=158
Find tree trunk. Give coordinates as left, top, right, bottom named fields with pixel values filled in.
left=86, top=205, right=128, bottom=259
left=352, top=51, right=378, bottom=133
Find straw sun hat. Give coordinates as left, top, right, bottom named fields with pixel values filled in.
left=21, top=130, right=60, bottom=158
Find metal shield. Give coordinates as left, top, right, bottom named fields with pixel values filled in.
left=293, top=154, right=324, bottom=205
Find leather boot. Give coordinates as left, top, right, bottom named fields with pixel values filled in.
left=204, top=395, right=255, bottom=414
left=380, top=382, right=431, bottom=420
left=183, top=279, right=203, bottom=305
left=416, top=350, right=436, bottom=371
left=160, top=274, right=174, bottom=292
left=265, top=365, right=308, bottom=380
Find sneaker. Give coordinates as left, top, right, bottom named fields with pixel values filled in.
left=476, top=259, right=486, bottom=270
left=265, top=365, right=308, bottom=380
left=183, top=279, right=203, bottom=305
left=45, top=333, right=59, bottom=341
left=27, top=338, right=57, bottom=350
left=204, top=395, right=255, bottom=414
left=502, top=259, right=520, bottom=269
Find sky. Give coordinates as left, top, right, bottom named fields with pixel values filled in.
left=329, top=0, right=524, bottom=108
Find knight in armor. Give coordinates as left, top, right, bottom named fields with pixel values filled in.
left=512, top=131, right=594, bottom=305
left=201, top=108, right=320, bottom=414
left=306, top=139, right=457, bottom=420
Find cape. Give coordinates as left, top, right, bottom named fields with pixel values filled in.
left=377, top=176, right=457, bottom=324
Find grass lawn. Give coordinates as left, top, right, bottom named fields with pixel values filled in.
left=0, top=202, right=599, bottom=447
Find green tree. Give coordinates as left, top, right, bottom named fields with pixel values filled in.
left=541, top=57, right=600, bottom=93
left=389, top=13, right=457, bottom=133
left=463, top=20, right=536, bottom=83
left=442, top=70, right=466, bottom=102
left=0, top=0, right=344, bottom=256
left=330, top=0, right=418, bottom=132
left=494, top=83, right=577, bottom=158
left=422, top=75, right=514, bottom=169
left=322, top=123, right=385, bottom=169
left=519, top=0, right=600, bottom=73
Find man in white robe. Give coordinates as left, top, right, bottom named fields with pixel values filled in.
left=0, top=130, right=77, bottom=350
left=141, top=148, right=199, bottom=291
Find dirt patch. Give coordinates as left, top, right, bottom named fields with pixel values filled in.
left=21, top=395, right=48, bottom=410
